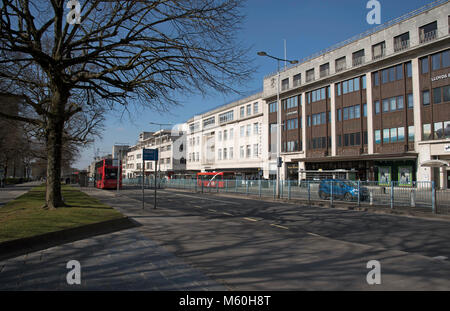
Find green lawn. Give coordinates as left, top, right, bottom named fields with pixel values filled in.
left=0, top=185, right=124, bottom=243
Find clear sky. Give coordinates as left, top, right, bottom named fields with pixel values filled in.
left=74, top=0, right=433, bottom=169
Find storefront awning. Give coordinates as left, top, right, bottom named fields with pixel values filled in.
left=420, top=160, right=449, bottom=168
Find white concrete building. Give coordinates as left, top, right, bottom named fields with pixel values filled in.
left=186, top=92, right=270, bottom=179
left=124, top=130, right=186, bottom=179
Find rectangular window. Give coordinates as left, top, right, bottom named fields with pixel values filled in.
left=397, top=96, right=404, bottom=110
left=343, top=107, right=349, bottom=121
left=382, top=69, right=389, bottom=84
left=408, top=126, right=415, bottom=142
left=373, top=72, right=379, bottom=86
left=229, top=147, right=233, bottom=159
left=219, top=110, right=234, bottom=124
left=240, top=106, right=245, bottom=117
left=433, top=87, right=442, bottom=104
left=375, top=101, right=380, bottom=114
left=240, top=126, right=244, bottom=137
left=281, top=78, right=289, bottom=91
left=246, top=145, right=251, bottom=158
left=421, top=57, right=429, bottom=74
left=253, top=102, right=259, bottom=114
left=406, top=62, right=412, bottom=78
left=293, top=74, right=301, bottom=87
left=240, top=146, right=244, bottom=158
left=383, top=99, right=389, bottom=112
left=363, top=103, right=367, bottom=117
left=343, top=81, right=348, bottom=94
left=362, top=76, right=366, bottom=89
left=434, top=122, right=443, bottom=139
left=337, top=109, right=342, bottom=121
left=383, top=129, right=390, bottom=143
left=223, top=130, right=228, bottom=141
left=349, top=106, right=355, bottom=119
left=390, top=97, right=397, bottom=111
left=396, top=64, right=403, bottom=80
left=350, top=133, right=355, bottom=146
left=348, top=79, right=354, bottom=93
left=355, top=105, right=361, bottom=119
left=423, top=90, right=430, bottom=106
left=253, top=144, right=259, bottom=157
left=344, top=134, right=349, bottom=147
left=444, top=121, right=450, bottom=139
left=254, top=123, right=259, bottom=135
left=246, top=124, right=251, bottom=136
left=389, top=67, right=396, bottom=82
left=223, top=148, right=227, bottom=160
left=443, top=50, right=450, bottom=68
left=229, top=128, right=234, bottom=139
left=246, top=104, right=251, bottom=116
left=218, top=131, right=222, bottom=141
left=432, top=53, right=441, bottom=71
left=390, top=128, right=397, bottom=143
left=407, top=94, right=414, bottom=108
left=444, top=85, right=450, bottom=102
left=423, top=124, right=432, bottom=140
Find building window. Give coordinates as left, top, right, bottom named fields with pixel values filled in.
left=433, top=87, right=442, bottom=104
left=269, top=102, right=278, bottom=113
left=336, top=57, right=346, bottom=72
left=444, top=85, right=450, bottom=102
left=419, top=21, right=437, bottom=43
left=320, top=63, right=330, bottom=78
left=240, top=146, right=244, bottom=158
left=336, top=83, right=341, bottom=96
left=352, top=49, right=365, bottom=66
left=229, top=128, right=234, bottom=139
left=394, top=32, right=410, bottom=51
left=283, top=96, right=298, bottom=109
left=421, top=57, right=429, bottom=74
left=246, top=124, right=251, bottom=136
left=423, top=124, right=432, bottom=140
left=373, top=72, right=379, bottom=86
left=246, top=104, right=251, bottom=116
left=218, top=131, right=222, bottom=141
left=372, top=41, right=385, bottom=60
left=223, top=148, right=227, bottom=160
left=240, top=106, right=245, bottom=118
left=407, top=94, right=414, bottom=108
left=253, top=102, right=259, bottom=114
left=306, top=69, right=315, bottom=82
left=408, top=126, right=415, bottom=142
left=422, top=90, right=430, bottom=106
left=281, top=78, right=289, bottom=91
left=219, top=110, right=234, bottom=124
left=375, top=101, right=380, bottom=114
left=253, top=144, right=259, bottom=157
left=406, top=62, right=412, bottom=78
left=229, top=147, right=233, bottom=159
left=203, top=116, right=215, bottom=128
left=240, top=126, right=244, bottom=137
left=383, top=129, right=390, bottom=143
left=337, top=109, right=342, bottom=121
left=218, top=149, right=222, bottom=160
left=254, top=123, right=259, bottom=135
left=362, top=76, right=366, bottom=89
left=363, top=103, right=367, bottom=117
left=246, top=145, right=251, bottom=158
left=434, top=121, right=450, bottom=139
left=293, top=73, right=301, bottom=87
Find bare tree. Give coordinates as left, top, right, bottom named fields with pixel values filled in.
left=0, top=0, right=253, bottom=208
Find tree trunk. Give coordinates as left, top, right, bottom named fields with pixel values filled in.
left=45, top=89, right=67, bottom=209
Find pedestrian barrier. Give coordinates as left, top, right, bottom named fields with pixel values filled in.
left=120, top=178, right=449, bottom=214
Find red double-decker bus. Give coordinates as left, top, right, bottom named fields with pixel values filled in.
left=197, top=171, right=236, bottom=188
left=94, top=159, right=122, bottom=189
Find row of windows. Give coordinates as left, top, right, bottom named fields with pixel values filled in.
left=423, top=121, right=450, bottom=141
left=188, top=153, right=200, bottom=162
left=203, top=116, right=215, bottom=128
left=374, top=94, right=412, bottom=114
left=283, top=141, right=302, bottom=152
left=309, top=137, right=331, bottom=150
left=421, top=50, right=450, bottom=74
left=269, top=101, right=278, bottom=113
left=284, top=118, right=299, bottom=130
left=217, top=128, right=234, bottom=141
left=374, top=127, right=412, bottom=144
left=238, top=145, right=259, bottom=159
left=240, top=123, right=259, bottom=137
left=337, top=132, right=368, bottom=147
left=239, top=102, right=260, bottom=118
left=189, top=137, right=200, bottom=146
left=307, top=87, right=329, bottom=104
left=337, top=76, right=366, bottom=95
left=282, top=96, right=299, bottom=110
left=219, top=110, right=234, bottom=124
left=217, top=147, right=234, bottom=160
left=337, top=104, right=366, bottom=121
left=373, top=62, right=412, bottom=86
left=310, top=112, right=327, bottom=126
left=423, top=86, right=450, bottom=105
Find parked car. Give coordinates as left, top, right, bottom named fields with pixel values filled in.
left=318, top=179, right=369, bottom=201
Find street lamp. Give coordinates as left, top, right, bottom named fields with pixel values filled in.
left=114, top=143, right=129, bottom=193
left=149, top=122, right=173, bottom=184
left=258, top=51, right=298, bottom=198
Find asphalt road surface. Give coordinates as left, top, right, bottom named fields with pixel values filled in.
left=101, top=187, right=450, bottom=290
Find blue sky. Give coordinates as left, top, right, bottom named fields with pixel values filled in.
left=75, top=0, right=432, bottom=169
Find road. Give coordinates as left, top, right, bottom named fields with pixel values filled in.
left=92, top=186, right=450, bottom=290
left=0, top=182, right=41, bottom=207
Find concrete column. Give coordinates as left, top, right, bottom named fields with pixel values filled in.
left=366, top=72, right=374, bottom=154
left=301, top=93, right=307, bottom=153
left=330, top=83, right=337, bottom=156
left=411, top=58, right=422, bottom=144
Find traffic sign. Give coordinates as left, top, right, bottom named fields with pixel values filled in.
left=143, top=149, right=158, bottom=161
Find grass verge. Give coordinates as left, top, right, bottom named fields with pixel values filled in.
left=0, top=185, right=124, bottom=243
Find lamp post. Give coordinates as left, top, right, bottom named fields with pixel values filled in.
left=257, top=51, right=298, bottom=198
left=149, top=122, right=173, bottom=188
left=114, top=143, right=129, bottom=193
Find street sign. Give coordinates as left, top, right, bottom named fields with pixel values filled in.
left=143, top=149, right=158, bottom=161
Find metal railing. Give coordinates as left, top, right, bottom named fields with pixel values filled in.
left=133, top=178, right=450, bottom=215
left=420, top=29, right=438, bottom=43
left=394, top=40, right=410, bottom=52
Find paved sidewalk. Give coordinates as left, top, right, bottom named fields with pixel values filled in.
left=0, top=181, right=41, bottom=207
left=0, top=186, right=226, bottom=291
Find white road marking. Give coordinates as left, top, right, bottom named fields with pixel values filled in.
left=270, top=224, right=289, bottom=230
